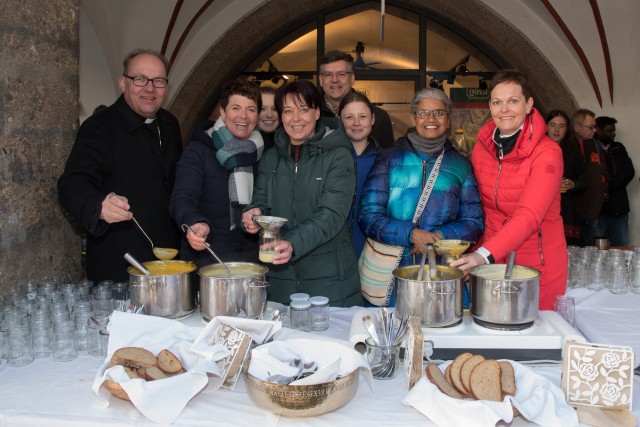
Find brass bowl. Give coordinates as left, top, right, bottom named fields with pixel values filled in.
left=243, top=365, right=361, bottom=417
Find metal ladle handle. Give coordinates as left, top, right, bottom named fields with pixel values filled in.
left=181, top=224, right=231, bottom=276
left=124, top=252, right=151, bottom=275
left=131, top=215, right=154, bottom=248
left=504, top=251, right=516, bottom=279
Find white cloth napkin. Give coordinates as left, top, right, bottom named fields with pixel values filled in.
left=191, top=315, right=282, bottom=357
left=248, top=338, right=374, bottom=389
left=92, top=311, right=225, bottom=424
left=402, top=360, right=579, bottom=427
left=348, top=309, right=377, bottom=354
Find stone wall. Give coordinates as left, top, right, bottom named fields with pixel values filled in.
left=0, top=0, right=80, bottom=296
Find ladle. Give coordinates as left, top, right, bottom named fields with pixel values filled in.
left=417, top=248, right=428, bottom=281
left=504, top=251, right=516, bottom=279
left=181, top=224, right=231, bottom=276
left=427, top=243, right=438, bottom=280
left=124, top=252, right=151, bottom=275
left=131, top=215, right=178, bottom=260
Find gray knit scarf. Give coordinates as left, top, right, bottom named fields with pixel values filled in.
left=407, top=131, right=447, bottom=155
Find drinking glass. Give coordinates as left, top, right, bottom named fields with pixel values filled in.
left=365, top=337, right=401, bottom=380
left=554, top=295, right=576, bottom=327
left=609, top=264, right=629, bottom=294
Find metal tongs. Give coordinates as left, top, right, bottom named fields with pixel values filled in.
left=181, top=224, right=231, bottom=275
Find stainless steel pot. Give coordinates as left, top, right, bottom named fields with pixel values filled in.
left=128, top=260, right=198, bottom=319
left=393, top=265, right=464, bottom=327
left=469, top=264, right=540, bottom=328
left=199, top=262, right=269, bottom=321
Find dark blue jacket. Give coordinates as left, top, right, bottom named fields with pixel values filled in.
left=350, top=137, right=383, bottom=257
left=170, top=121, right=258, bottom=267
left=358, top=137, right=483, bottom=265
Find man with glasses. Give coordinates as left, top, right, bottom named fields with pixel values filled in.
left=571, top=108, right=608, bottom=247
left=319, top=50, right=395, bottom=147
left=58, top=49, right=182, bottom=282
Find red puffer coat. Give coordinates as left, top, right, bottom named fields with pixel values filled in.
left=472, top=108, right=567, bottom=310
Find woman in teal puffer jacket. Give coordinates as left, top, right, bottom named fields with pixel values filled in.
left=358, top=88, right=483, bottom=305
left=242, top=80, right=361, bottom=307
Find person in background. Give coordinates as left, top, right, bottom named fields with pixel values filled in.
left=318, top=50, right=395, bottom=147
left=572, top=109, right=608, bottom=247
left=546, top=110, right=585, bottom=246
left=452, top=70, right=566, bottom=310
left=338, top=91, right=383, bottom=257
left=359, top=88, right=483, bottom=305
left=58, top=49, right=182, bottom=282
left=595, top=116, right=635, bottom=246
left=170, top=80, right=263, bottom=267
left=242, top=80, right=360, bottom=307
left=257, top=85, right=279, bottom=151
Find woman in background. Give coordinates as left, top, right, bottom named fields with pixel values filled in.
left=338, top=91, right=383, bottom=257
left=257, top=85, right=279, bottom=151
left=170, top=80, right=263, bottom=267
left=546, top=109, right=585, bottom=246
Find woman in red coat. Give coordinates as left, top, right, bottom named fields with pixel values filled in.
left=452, top=70, right=567, bottom=310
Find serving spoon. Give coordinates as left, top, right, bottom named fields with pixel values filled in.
left=131, top=215, right=178, bottom=260
left=181, top=224, right=231, bottom=276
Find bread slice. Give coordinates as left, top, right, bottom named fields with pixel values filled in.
left=426, top=363, right=462, bottom=399
left=499, top=361, right=516, bottom=397
left=445, top=364, right=453, bottom=386
left=449, top=352, right=473, bottom=396
left=158, top=349, right=183, bottom=374
left=469, top=360, right=503, bottom=401
left=144, top=366, right=169, bottom=381
left=460, top=354, right=485, bottom=394
left=104, top=365, right=142, bottom=401
left=111, top=347, right=158, bottom=369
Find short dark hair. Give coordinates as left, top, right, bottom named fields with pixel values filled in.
left=546, top=109, right=575, bottom=147
left=489, top=69, right=532, bottom=100
left=274, top=80, right=322, bottom=116
left=122, top=49, right=170, bottom=75
left=571, top=108, right=596, bottom=126
left=320, top=50, right=355, bottom=73
left=338, top=91, right=374, bottom=117
left=596, top=116, right=617, bottom=129
left=220, top=80, right=262, bottom=111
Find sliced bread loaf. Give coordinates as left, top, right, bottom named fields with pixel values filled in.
left=469, top=360, right=503, bottom=401
left=425, top=363, right=462, bottom=399
left=144, top=366, right=169, bottom=381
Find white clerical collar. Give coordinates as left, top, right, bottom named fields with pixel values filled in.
left=144, top=118, right=156, bottom=124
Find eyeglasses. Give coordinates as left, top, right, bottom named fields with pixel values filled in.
left=577, top=123, right=596, bottom=131
left=414, top=109, right=448, bottom=119
left=123, top=74, right=168, bottom=88
left=320, top=71, right=352, bottom=80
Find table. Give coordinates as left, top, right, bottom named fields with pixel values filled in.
left=0, top=306, right=638, bottom=426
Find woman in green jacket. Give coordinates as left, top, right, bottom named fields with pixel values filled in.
left=242, top=80, right=361, bottom=307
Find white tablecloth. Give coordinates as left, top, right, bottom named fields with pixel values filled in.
left=0, top=306, right=638, bottom=426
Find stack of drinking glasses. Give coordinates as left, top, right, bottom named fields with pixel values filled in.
left=0, top=278, right=125, bottom=368
left=627, top=248, right=640, bottom=294
left=566, top=246, right=638, bottom=294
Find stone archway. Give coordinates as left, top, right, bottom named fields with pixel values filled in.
left=169, top=0, right=577, bottom=142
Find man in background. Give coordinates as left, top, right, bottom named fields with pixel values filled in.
left=318, top=50, right=395, bottom=147
left=595, top=116, right=634, bottom=246
left=572, top=109, right=608, bottom=247
left=58, top=49, right=182, bottom=282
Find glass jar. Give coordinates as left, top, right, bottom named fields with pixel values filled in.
left=8, top=323, right=34, bottom=367
left=31, top=319, right=52, bottom=359
left=289, top=293, right=310, bottom=303
left=290, top=300, right=310, bottom=331
left=88, top=315, right=109, bottom=358
left=309, top=296, right=329, bottom=331
left=53, top=320, right=78, bottom=362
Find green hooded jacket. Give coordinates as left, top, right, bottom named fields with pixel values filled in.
left=247, top=117, right=361, bottom=307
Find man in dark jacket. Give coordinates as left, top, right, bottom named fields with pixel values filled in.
left=318, top=50, right=395, bottom=147
left=572, top=109, right=608, bottom=247
left=58, top=49, right=182, bottom=282
left=595, top=116, right=635, bottom=246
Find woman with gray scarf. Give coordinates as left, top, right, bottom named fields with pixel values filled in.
left=358, top=88, right=484, bottom=305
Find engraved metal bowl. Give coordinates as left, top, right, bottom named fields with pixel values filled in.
left=243, top=364, right=361, bottom=417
